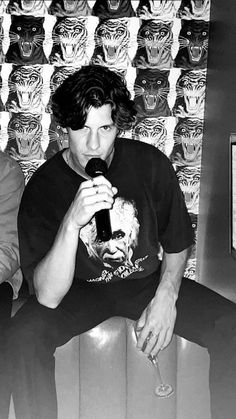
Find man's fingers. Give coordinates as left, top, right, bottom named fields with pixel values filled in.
left=135, top=311, right=146, bottom=334
left=159, top=327, right=174, bottom=352
left=137, top=326, right=173, bottom=356
left=137, top=326, right=159, bottom=351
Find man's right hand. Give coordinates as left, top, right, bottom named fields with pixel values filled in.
left=65, top=175, right=118, bottom=231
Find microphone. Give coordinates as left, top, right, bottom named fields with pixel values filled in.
left=85, top=158, right=112, bottom=242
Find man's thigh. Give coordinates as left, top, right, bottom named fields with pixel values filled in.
left=10, top=284, right=114, bottom=348
left=174, top=277, right=236, bottom=346
left=0, top=282, right=13, bottom=326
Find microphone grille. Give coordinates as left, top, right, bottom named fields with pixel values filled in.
left=85, top=158, right=108, bottom=177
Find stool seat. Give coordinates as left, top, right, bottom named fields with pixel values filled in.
left=9, top=299, right=210, bottom=419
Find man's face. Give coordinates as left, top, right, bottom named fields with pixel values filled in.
left=67, top=104, right=118, bottom=173
left=92, top=210, right=133, bottom=268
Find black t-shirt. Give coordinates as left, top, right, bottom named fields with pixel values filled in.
left=18, top=138, right=194, bottom=291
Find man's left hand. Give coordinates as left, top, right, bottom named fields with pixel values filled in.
left=135, top=284, right=177, bottom=357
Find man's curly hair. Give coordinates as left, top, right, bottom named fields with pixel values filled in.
left=51, top=65, right=136, bottom=131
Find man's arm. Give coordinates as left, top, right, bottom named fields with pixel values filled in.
left=34, top=175, right=117, bottom=308
left=136, top=247, right=190, bottom=356
left=0, top=156, right=24, bottom=285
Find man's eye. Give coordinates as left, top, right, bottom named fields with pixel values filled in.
left=116, top=234, right=123, bottom=239
left=113, top=231, right=125, bottom=240
left=102, top=126, right=111, bottom=131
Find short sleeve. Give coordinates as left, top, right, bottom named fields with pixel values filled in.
left=155, top=158, right=194, bottom=253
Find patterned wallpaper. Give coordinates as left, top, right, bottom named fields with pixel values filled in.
left=0, top=0, right=211, bottom=280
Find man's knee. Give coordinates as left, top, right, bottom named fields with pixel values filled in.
left=6, top=300, right=56, bottom=356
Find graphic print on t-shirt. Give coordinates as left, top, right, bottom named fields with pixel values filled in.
left=80, top=197, right=148, bottom=282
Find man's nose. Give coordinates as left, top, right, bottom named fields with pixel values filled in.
left=87, top=131, right=99, bottom=150
left=106, top=240, right=117, bottom=253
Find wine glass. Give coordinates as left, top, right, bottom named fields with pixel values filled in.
left=147, top=353, right=174, bottom=398
left=134, top=324, right=174, bottom=398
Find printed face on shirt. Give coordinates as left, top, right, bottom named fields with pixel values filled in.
left=80, top=197, right=140, bottom=269
left=67, top=104, right=118, bottom=173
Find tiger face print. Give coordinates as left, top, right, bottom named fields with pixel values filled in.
left=46, top=66, right=77, bottom=113
left=132, top=20, right=173, bottom=69
left=5, top=15, right=47, bottom=65
left=177, top=0, right=210, bottom=21
left=0, top=66, right=4, bottom=111
left=49, top=17, right=88, bottom=66
left=170, top=117, right=203, bottom=166
left=91, top=19, right=130, bottom=69
left=136, top=0, right=177, bottom=20
left=6, top=65, right=44, bottom=114
left=92, top=0, right=135, bottom=19
left=6, top=113, right=44, bottom=160
left=173, top=70, right=206, bottom=118
left=0, top=1, right=7, bottom=14
left=7, top=0, right=47, bottom=16
left=134, top=69, right=171, bottom=117
left=176, top=166, right=201, bottom=214
left=174, top=19, right=209, bottom=69
left=190, top=212, right=198, bottom=244
left=0, top=18, right=4, bottom=64
left=45, top=115, right=69, bottom=159
left=133, top=117, right=167, bottom=153
left=18, top=160, right=45, bottom=184
left=48, top=0, right=91, bottom=17
left=184, top=259, right=196, bottom=280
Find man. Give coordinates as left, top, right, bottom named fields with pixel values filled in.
left=0, top=151, right=24, bottom=418
left=5, top=65, right=236, bottom=419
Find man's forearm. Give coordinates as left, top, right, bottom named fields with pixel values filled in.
left=157, top=247, right=190, bottom=300
left=34, top=220, right=80, bottom=309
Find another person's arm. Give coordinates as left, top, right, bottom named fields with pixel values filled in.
left=0, top=154, right=24, bottom=289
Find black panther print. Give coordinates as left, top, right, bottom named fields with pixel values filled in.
left=170, top=117, right=203, bottom=167
left=45, top=115, right=69, bottom=159
left=133, top=68, right=171, bottom=117
left=48, top=0, right=91, bottom=17
left=136, top=0, right=177, bottom=20
left=132, top=20, right=173, bottom=69
left=177, top=0, right=210, bottom=20
left=92, top=0, right=135, bottom=19
left=6, top=65, right=44, bottom=114
left=46, top=66, right=77, bottom=113
left=49, top=17, right=88, bottom=66
left=91, top=19, right=130, bottom=69
left=174, top=19, right=209, bottom=69
left=6, top=0, right=47, bottom=16
left=5, top=15, right=47, bottom=65
left=6, top=113, right=44, bottom=161
left=172, top=69, right=206, bottom=118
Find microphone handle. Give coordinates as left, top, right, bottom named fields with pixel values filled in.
left=95, top=209, right=112, bottom=241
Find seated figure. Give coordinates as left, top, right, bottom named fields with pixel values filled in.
left=0, top=151, right=24, bottom=418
